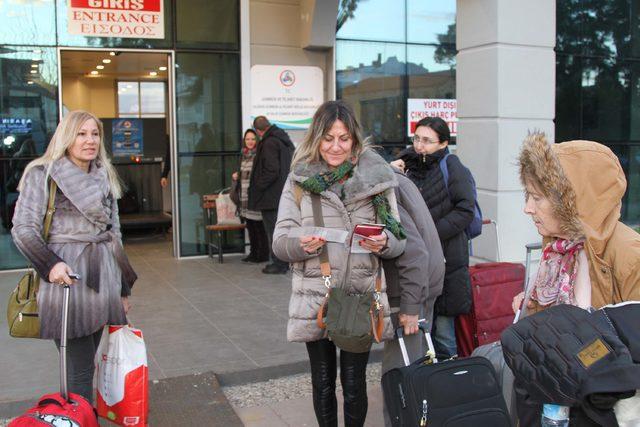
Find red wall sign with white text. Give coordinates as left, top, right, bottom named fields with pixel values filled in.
left=68, top=0, right=164, bottom=39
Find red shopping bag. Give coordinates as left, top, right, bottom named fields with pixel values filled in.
left=95, top=325, right=149, bottom=427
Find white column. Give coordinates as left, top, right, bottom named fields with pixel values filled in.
left=456, top=0, right=556, bottom=262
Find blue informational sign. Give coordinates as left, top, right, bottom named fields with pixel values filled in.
left=112, top=119, right=143, bottom=156
left=0, top=118, right=32, bottom=134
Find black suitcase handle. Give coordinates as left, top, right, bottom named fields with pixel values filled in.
left=395, top=322, right=437, bottom=367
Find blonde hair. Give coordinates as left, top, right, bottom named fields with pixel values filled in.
left=291, top=100, right=368, bottom=169
left=19, top=110, right=122, bottom=198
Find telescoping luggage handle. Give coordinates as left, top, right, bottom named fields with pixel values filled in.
left=513, top=241, right=543, bottom=324
left=60, top=284, right=71, bottom=401
left=396, top=322, right=438, bottom=367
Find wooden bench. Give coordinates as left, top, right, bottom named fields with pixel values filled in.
left=202, top=194, right=246, bottom=263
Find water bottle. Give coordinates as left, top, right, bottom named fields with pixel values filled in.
left=541, top=403, right=569, bottom=426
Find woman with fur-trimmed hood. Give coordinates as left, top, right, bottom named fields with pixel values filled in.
left=512, top=132, right=640, bottom=425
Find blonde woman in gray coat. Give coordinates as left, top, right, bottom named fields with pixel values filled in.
left=12, top=110, right=137, bottom=404
left=273, top=100, right=406, bottom=427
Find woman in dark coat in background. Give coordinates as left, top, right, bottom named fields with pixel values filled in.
left=232, top=129, right=269, bottom=262
left=391, top=116, right=475, bottom=358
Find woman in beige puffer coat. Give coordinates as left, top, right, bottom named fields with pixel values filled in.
left=273, top=100, right=405, bottom=427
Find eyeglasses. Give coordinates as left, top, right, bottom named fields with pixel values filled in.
left=412, top=135, right=440, bottom=145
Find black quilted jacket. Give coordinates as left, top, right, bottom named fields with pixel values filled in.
left=399, top=147, right=475, bottom=316
left=501, top=303, right=640, bottom=426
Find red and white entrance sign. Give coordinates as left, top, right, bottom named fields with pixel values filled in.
left=68, top=0, right=164, bottom=39
left=407, top=98, right=457, bottom=137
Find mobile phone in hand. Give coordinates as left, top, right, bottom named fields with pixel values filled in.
left=353, top=223, right=385, bottom=241
left=68, top=273, right=81, bottom=280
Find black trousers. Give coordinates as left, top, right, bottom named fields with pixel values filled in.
left=54, top=328, right=103, bottom=404
left=245, top=218, right=269, bottom=260
left=306, top=339, right=370, bottom=427
left=261, top=209, right=288, bottom=269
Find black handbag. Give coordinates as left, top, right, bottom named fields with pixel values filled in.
left=307, top=192, right=384, bottom=354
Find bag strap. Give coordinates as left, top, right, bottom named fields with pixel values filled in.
left=370, top=266, right=384, bottom=342
left=310, top=193, right=331, bottom=279
left=438, top=153, right=451, bottom=197
left=43, top=178, right=57, bottom=242
left=311, top=193, right=332, bottom=329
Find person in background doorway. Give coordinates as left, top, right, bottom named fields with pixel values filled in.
left=11, top=110, right=137, bottom=406
left=231, top=129, right=269, bottom=263
left=273, top=100, right=406, bottom=427
left=249, top=115, right=295, bottom=274
left=160, top=133, right=170, bottom=188
left=391, top=116, right=475, bottom=359
left=511, top=132, right=640, bottom=426
left=381, top=166, right=445, bottom=426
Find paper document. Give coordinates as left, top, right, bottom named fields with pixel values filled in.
left=288, top=227, right=349, bottom=244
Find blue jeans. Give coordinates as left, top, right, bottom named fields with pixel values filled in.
left=432, top=315, right=457, bottom=359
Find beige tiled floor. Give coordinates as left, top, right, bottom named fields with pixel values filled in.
left=0, top=237, right=306, bottom=402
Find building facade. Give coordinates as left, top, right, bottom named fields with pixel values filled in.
left=0, top=0, right=637, bottom=270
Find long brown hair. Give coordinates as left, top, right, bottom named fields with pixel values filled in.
left=291, top=100, right=368, bottom=169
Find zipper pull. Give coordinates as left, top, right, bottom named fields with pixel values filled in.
left=420, top=399, right=428, bottom=426
left=19, top=312, right=23, bottom=322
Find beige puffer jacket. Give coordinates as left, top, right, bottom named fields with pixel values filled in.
left=273, top=149, right=406, bottom=343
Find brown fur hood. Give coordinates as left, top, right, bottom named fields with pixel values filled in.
left=519, top=133, right=627, bottom=256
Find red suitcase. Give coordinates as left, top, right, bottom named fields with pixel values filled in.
left=9, top=285, right=99, bottom=427
left=455, top=220, right=526, bottom=357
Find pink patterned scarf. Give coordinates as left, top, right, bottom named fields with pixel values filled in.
left=531, top=239, right=584, bottom=306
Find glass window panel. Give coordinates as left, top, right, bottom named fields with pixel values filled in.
left=581, top=56, right=631, bottom=142
left=141, top=82, right=165, bottom=115
left=336, top=40, right=406, bottom=144
left=56, top=0, right=173, bottom=48
left=631, top=0, right=640, bottom=58
left=555, top=54, right=582, bottom=141
left=117, top=81, right=140, bottom=117
left=176, top=52, right=241, bottom=256
left=621, top=145, right=640, bottom=224
left=407, top=0, right=455, bottom=45
left=337, top=0, right=406, bottom=42
left=407, top=44, right=456, bottom=100
left=0, top=46, right=59, bottom=270
left=556, top=0, right=584, bottom=55
left=0, top=1, right=56, bottom=46
left=581, top=0, right=632, bottom=58
left=176, top=0, right=239, bottom=49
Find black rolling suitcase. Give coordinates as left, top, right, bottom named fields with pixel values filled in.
left=382, top=324, right=512, bottom=427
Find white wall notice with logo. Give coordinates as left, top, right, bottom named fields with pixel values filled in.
left=407, top=98, right=457, bottom=137
left=251, top=65, right=323, bottom=130
left=67, top=0, right=164, bottom=39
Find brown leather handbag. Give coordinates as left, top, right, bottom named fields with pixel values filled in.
left=7, top=178, right=57, bottom=338
left=308, top=192, right=384, bottom=353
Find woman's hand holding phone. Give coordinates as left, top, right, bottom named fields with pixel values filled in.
left=300, top=236, right=326, bottom=254
left=358, top=232, right=387, bottom=253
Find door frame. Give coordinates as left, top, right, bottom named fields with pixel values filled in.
left=57, top=47, right=181, bottom=258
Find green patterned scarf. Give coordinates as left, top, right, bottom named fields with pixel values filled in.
left=299, top=160, right=406, bottom=240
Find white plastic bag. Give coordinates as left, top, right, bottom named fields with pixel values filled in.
left=95, top=325, right=149, bottom=427
left=215, top=189, right=241, bottom=225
